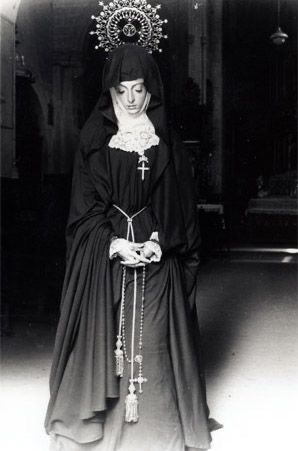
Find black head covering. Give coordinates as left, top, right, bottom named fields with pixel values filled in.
left=80, top=44, right=169, bottom=155
left=101, top=44, right=163, bottom=106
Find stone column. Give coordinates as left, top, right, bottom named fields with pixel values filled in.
left=188, top=0, right=207, bottom=105
left=51, top=55, right=82, bottom=173
left=0, top=13, right=17, bottom=178
left=207, top=0, right=223, bottom=197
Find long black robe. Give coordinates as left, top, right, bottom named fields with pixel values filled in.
left=45, top=45, right=211, bottom=451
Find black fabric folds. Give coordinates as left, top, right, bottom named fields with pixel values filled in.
left=45, top=44, right=210, bottom=450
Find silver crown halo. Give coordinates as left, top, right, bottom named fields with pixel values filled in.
left=90, top=0, right=168, bottom=54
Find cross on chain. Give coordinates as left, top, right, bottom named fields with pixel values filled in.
left=137, top=155, right=150, bottom=181
left=132, top=375, right=148, bottom=393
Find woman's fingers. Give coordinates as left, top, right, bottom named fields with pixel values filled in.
left=131, top=242, right=144, bottom=249
left=126, top=249, right=150, bottom=263
left=115, top=240, right=160, bottom=265
left=116, top=241, right=152, bottom=265
left=135, top=252, right=150, bottom=263
left=120, top=250, right=150, bottom=266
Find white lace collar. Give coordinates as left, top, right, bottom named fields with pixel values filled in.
left=108, top=87, right=160, bottom=155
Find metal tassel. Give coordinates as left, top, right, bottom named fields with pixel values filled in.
left=115, top=336, right=124, bottom=377
left=125, top=381, right=139, bottom=423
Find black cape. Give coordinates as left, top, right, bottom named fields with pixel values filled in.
left=45, top=44, right=211, bottom=450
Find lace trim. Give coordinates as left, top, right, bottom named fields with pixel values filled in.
left=109, top=125, right=160, bottom=154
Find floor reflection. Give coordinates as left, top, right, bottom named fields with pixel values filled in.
left=1, top=256, right=297, bottom=451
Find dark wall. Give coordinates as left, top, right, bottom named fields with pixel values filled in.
left=223, top=0, right=297, bottom=204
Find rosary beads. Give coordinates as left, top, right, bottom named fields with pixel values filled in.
left=112, top=204, right=149, bottom=423
left=114, top=264, right=147, bottom=423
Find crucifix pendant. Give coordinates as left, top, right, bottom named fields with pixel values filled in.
left=133, top=375, right=148, bottom=393
left=137, top=155, right=150, bottom=181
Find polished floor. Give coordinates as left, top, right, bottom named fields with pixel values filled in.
left=1, top=255, right=297, bottom=451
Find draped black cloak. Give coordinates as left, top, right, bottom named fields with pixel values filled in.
left=45, top=45, right=211, bottom=451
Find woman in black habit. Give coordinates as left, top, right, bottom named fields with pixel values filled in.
left=45, top=43, right=211, bottom=451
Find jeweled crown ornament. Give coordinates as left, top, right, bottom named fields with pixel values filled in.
left=90, top=0, right=168, bottom=53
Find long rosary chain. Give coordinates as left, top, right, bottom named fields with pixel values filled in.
left=112, top=205, right=149, bottom=422
left=121, top=266, right=146, bottom=364
left=133, top=266, right=147, bottom=393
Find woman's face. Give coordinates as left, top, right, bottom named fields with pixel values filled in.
left=115, top=78, right=147, bottom=115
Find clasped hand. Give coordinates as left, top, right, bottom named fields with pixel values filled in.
left=116, top=239, right=159, bottom=268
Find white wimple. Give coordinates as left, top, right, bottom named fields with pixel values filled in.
left=109, top=87, right=160, bottom=155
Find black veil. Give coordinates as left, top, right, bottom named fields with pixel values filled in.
left=80, top=44, right=169, bottom=157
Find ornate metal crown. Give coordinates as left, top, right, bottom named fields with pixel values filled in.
left=90, top=0, right=168, bottom=53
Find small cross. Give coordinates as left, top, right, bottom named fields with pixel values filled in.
left=137, top=155, right=150, bottom=181
left=133, top=375, right=148, bottom=393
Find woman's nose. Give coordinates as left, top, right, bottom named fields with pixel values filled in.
left=127, top=90, right=135, bottom=104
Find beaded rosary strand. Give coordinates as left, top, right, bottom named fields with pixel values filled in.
left=113, top=204, right=148, bottom=423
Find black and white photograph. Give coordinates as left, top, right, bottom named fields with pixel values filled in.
left=1, top=1, right=297, bottom=450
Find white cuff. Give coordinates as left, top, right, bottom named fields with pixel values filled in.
left=109, top=238, right=126, bottom=260
left=149, top=231, right=159, bottom=242
left=145, top=240, right=162, bottom=262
